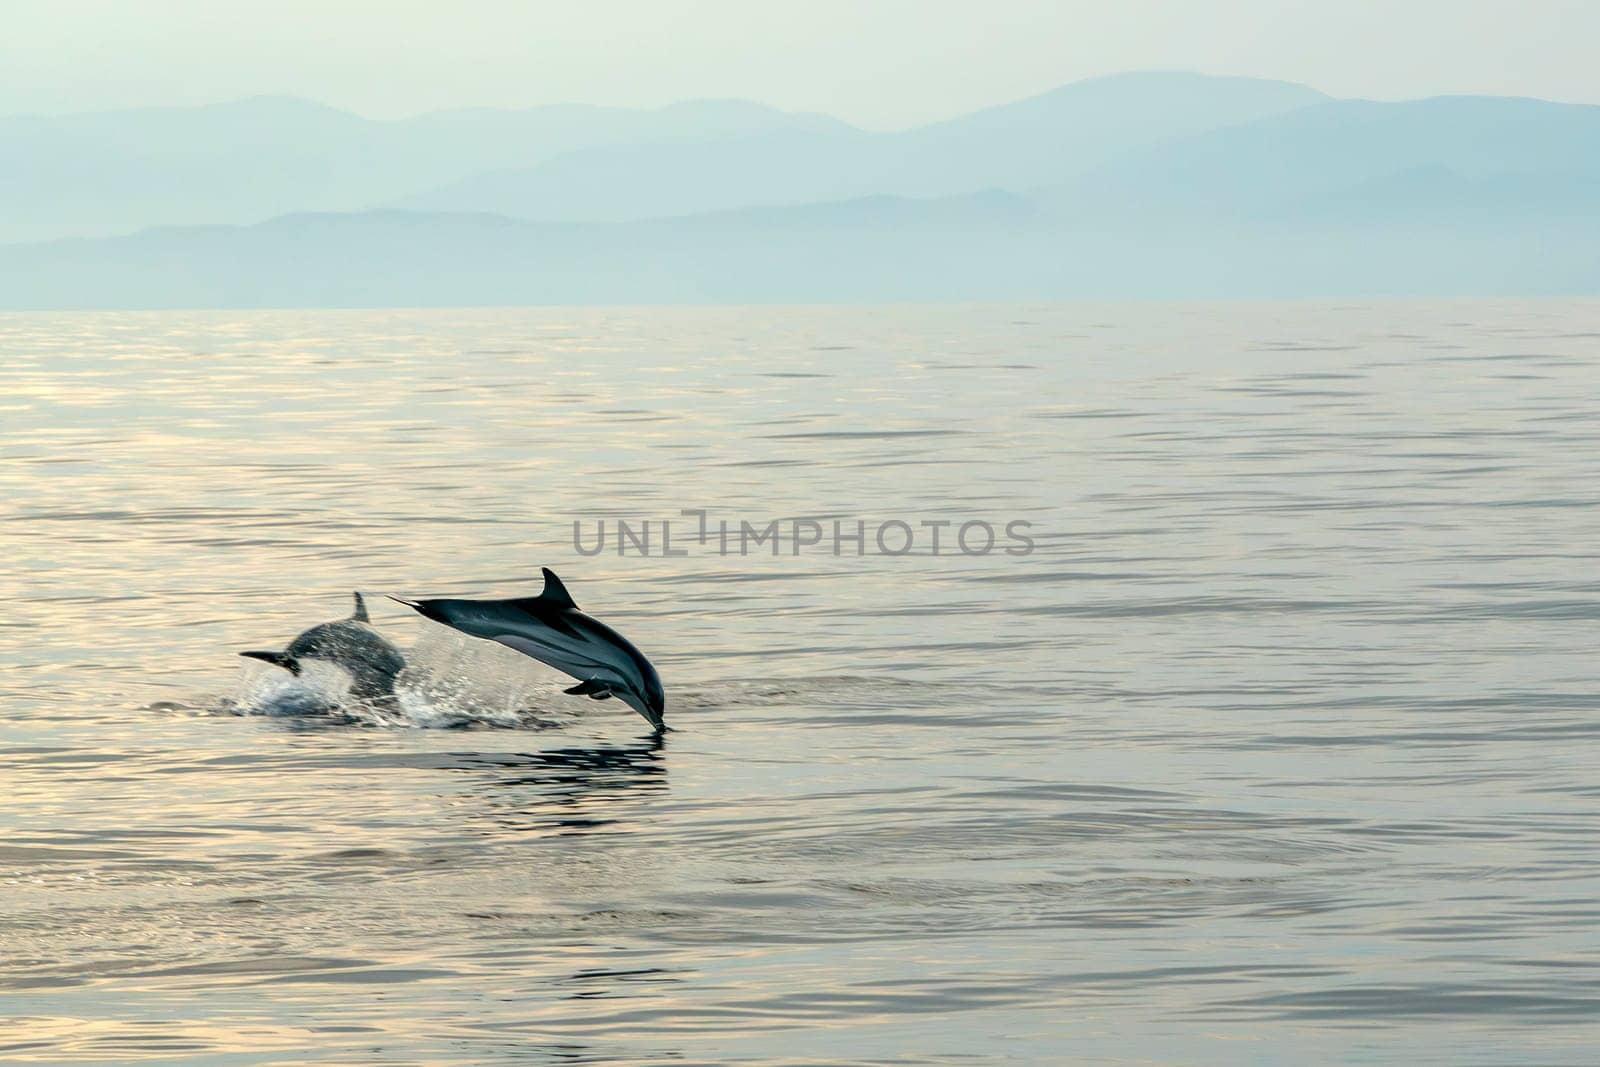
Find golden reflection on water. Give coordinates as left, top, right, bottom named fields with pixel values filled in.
left=3, top=303, right=1600, bottom=1064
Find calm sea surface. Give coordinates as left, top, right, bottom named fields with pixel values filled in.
left=2, top=302, right=1599, bottom=1065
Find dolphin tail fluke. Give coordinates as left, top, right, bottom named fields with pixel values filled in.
left=239, top=649, right=302, bottom=676
left=350, top=591, right=370, bottom=622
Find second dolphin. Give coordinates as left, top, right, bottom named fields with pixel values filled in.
left=239, top=592, right=407, bottom=704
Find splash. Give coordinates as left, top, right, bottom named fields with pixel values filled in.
left=222, top=629, right=568, bottom=730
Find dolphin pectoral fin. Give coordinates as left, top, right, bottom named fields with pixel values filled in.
left=563, top=678, right=614, bottom=700
left=239, top=650, right=302, bottom=676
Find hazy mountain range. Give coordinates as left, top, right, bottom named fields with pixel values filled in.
left=2, top=71, right=1597, bottom=308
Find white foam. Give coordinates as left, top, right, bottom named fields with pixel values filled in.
left=227, top=630, right=564, bottom=730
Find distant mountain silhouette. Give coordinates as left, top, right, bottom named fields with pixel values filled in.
left=2, top=73, right=1319, bottom=241
left=0, top=195, right=1038, bottom=308
left=397, top=72, right=1326, bottom=221
left=1038, top=94, right=1600, bottom=226
left=3, top=190, right=1594, bottom=309
left=0, top=95, right=853, bottom=243
left=2, top=72, right=1598, bottom=305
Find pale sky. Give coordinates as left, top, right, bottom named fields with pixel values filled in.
left=4, top=0, right=1595, bottom=127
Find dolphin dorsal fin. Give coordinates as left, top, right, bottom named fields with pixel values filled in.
left=536, top=567, right=578, bottom=611
left=350, top=591, right=370, bottom=622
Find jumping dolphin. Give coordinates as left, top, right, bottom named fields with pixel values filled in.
left=390, top=569, right=665, bottom=731
left=239, top=592, right=407, bottom=703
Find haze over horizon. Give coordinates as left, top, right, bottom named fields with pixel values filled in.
left=7, top=0, right=1599, bottom=126
left=4, top=6, right=1597, bottom=307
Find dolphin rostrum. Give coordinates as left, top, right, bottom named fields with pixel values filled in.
left=390, top=568, right=665, bottom=731
left=239, top=592, right=407, bottom=703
